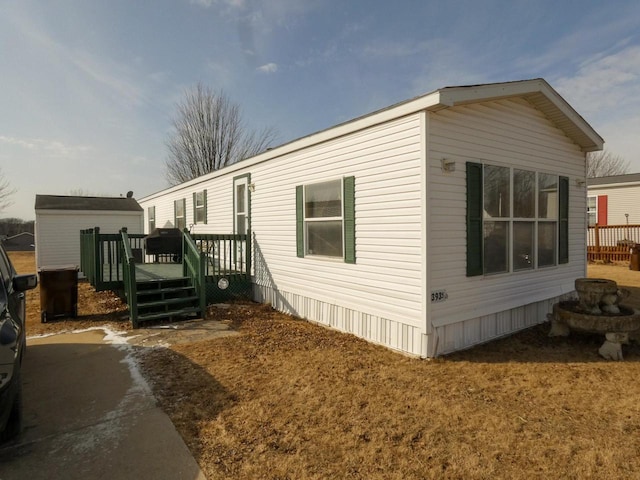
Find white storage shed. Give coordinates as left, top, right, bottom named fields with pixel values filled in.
left=139, top=78, right=603, bottom=357
left=35, top=195, right=144, bottom=272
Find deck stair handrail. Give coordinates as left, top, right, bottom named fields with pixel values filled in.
left=120, top=228, right=139, bottom=327
left=182, top=229, right=207, bottom=318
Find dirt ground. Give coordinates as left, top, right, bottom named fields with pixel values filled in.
left=10, top=251, right=640, bottom=479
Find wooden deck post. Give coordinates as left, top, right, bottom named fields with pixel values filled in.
left=594, top=223, right=601, bottom=261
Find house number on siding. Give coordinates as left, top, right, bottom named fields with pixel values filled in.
left=431, top=289, right=448, bottom=303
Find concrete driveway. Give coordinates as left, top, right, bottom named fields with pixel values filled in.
left=0, top=329, right=206, bottom=480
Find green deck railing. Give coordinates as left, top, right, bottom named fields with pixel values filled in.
left=120, top=228, right=139, bottom=327
left=80, top=228, right=252, bottom=306
left=191, top=233, right=251, bottom=303
left=191, top=233, right=250, bottom=278
left=182, top=230, right=207, bottom=318
left=80, top=227, right=145, bottom=291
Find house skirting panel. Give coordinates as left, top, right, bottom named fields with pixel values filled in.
left=432, top=293, right=574, bottom=356
left=252, top=284, right=427, bottom=357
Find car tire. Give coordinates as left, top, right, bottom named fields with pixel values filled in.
left=0, top=370, right=23, bottom=443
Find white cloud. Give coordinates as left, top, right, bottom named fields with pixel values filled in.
left=551, top=45, right=640, bottom=169
left=554, top=45, right=640, bottom=116
left=0, top=136, right=92, bottom=158
left=190, top=0, right=246, bottom=9
left=257, top=63, right=278, bottom=73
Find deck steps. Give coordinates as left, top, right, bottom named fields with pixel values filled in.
left=136, top=306, right=202, bottom=323
left=131, top=276, right=202, bottom=327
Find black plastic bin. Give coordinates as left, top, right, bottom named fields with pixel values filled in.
left=631, top=244, right=640, bottom=271
left=38, top=265, right=79, bottom=323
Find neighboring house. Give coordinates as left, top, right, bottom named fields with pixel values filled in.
left=35, top=194, right=143, bottom=271
left=139, top=78, right=603, bottom=357
left=587, top=173, right=640, bottom=226
left=2, top=232, right=35, bottom=251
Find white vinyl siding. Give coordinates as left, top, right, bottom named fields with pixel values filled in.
left=427, top=98, right=585, bottom=350
left=588, top=184, right=640, bottom=225
left=141, top=114, right=425, bottom=337
left=250, top=115, right=424, bottom=328
left=35, top=210, right=143, bottom=272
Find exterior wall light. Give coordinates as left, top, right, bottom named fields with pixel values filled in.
left=441, top=158, right=456, bottom=173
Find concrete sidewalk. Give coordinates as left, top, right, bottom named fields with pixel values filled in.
left=0, top=330, right=206, bottom=480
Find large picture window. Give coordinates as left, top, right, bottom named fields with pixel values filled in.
left=467, top=162, right=568, bottom=276
left=296, top=177, right=355, bottom=263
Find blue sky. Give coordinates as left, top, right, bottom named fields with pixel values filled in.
left=2, top=0, right=640, bottom=220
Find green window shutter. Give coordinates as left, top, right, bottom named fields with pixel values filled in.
left=203, top=189, right=208, bottom=224
left=466, top=162, right=483, bottom=276
left=559, top=176, right=569, bottom=264
left=296, top=185, right=304, bottom=257
left=193, top=192, right=197, bottom=224
left=343, top=176, right=356, bottom=263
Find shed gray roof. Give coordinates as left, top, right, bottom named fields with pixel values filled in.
left=587, top=173, right=640, bottom=187
left=35, top=195, right=143, bottom=212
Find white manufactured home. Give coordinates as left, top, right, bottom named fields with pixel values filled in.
left=587, top=173, right=640, bottom=226
left=139, top=79, right=603, bottom=357
left=35, top=195, right=144, bottom=271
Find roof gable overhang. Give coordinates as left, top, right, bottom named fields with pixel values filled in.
left=433, top=79, right=603, bottom=153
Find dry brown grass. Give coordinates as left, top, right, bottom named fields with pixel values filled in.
left=11, top=251, right=640, bottom=478
left=8, top=251, right=130, bottom=336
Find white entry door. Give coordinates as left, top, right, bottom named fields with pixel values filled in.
left=233, top=175, right=250, bottom=271
left=234, top=175, right=249, bottom=235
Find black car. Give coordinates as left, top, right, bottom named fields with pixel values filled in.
left=0, top=243, right=37, bottom=442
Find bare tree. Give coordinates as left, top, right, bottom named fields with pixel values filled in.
left=165, top=83, right=278, bottom=185
left=0, top=168, right=16, bottom=214
left=587, top=150, right=630, bottom=178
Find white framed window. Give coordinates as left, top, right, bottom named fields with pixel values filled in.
left=304, top=179, right=343, bottom=257
left=482, top=165, right=558, bottom=274
left=296, top=177, right=356, bottom=263
left=587, top=196, right=597, bottom=226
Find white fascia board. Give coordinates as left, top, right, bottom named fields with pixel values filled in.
left=35, top=210, right=142, bottom=216
left=437, top=79, right=549, bottom=105
left=588, top=181, right=640, bottom=189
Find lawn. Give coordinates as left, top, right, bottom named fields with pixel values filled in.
left=10, top=251, right=640, bottom=479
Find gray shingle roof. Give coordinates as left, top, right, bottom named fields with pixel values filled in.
left=587, top=173, right=640, bottom=186
left=35, top=195, right=143, bottom=212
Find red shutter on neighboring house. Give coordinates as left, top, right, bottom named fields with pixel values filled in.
left=597, top=195, right=608, bottom=226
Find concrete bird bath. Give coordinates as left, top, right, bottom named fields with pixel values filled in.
left=549, top=278, right=640, bottom=360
